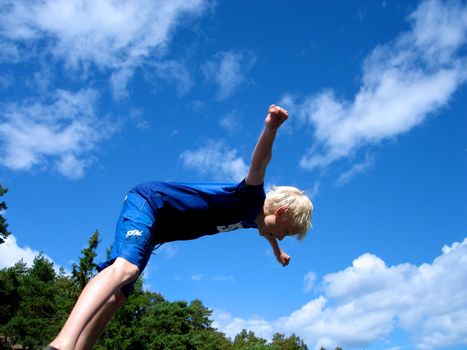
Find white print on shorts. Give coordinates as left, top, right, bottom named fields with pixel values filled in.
left=216, top=222, right=244, bottom=232
left=126, top=229, right=143, bottom=238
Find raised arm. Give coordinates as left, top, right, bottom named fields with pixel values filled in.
left=245, top=105, right=288, bottom=186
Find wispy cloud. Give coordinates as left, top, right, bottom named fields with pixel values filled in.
left=303, top=271, right=317, bottom=293
left=212, top=275, right=235, bottom=283
left=283, top=0, right=467, bottom=171
left=158, top=244, right=180, bottom=259
left=0, top=89, right=116, bottom=179
left=152, top=60, right=193, bottom=96
left=0, top=0, right=207, bottom=98
left=0, top=1, right=209, bottom=178
left=191, top=273, right=205, bottom=281
left=0, top=41, right=21, bottom=63
left=203, top=50, right=256, bottom=100
left=213, top=237, right=467, bottom=350
left=180, top=140, right=248, bottom=181
left=219, top=110, right=242, bottom=133
left=190, top=273, right=235, bottom=283
left=304, top=182, right=320, bottom=201
left=335, top=153, right=375, bottom=186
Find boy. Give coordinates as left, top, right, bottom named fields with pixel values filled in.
left=47, top=105, right=313, bottom=350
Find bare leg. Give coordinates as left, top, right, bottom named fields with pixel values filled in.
left=49, top=258, right=139, bottom=350
left=74, top=290, right=127, bottom=350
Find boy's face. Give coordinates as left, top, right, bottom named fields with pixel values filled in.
left=262, top=206, right=292, bottom=241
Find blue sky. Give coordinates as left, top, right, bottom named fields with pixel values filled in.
left=0, top=0, right=466, bottom=349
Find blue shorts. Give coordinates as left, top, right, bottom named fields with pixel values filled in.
left=97, top=191, right=158, bottom=297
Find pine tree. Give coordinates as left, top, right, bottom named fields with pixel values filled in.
left=270, top=333, right=309, bottom=350
left=0, top=261, right=26, bottom=327
left=1, top=255, right=58, bottom=349
left=72, top=230, right=100, bottom=290
left=0, top=184, right=11, bottom=244
left=232, top=329, right=269, bottom=350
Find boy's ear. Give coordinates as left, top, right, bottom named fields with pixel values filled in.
left=274, top=206, right=287, bottom=216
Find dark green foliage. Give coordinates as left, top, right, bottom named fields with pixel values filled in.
left=72, top=229, right=99, bottom=290
left=270, top=333, right=309, bottom=350
left=0, top=230, right=101, bottom=349
left=0, top=261, right=26, bottom=325
left=0, top=255, right=63, bottom=349
left=233, top=329, right=269, bottom=350
left=191, top=329, right=233, bottom=350
left=94, top=281, right=231, bottom=350
left=0, top=184, right=11, bottom=244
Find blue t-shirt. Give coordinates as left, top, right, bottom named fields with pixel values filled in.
left=132, top=179, right=265, bottom=244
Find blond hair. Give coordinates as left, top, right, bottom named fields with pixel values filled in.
left=265, top=186, right=313, bottom=240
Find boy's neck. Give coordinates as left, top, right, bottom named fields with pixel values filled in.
left=256, top=202, right=273, bottom=230
left=255, top=209, right=266, bottom=230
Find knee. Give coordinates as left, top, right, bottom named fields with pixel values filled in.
left=110, top=257, right=139, bottom=285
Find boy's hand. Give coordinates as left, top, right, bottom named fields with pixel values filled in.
left=277, top=251, right=291, bottom=267
left=265, top=104, right=288, bottom=131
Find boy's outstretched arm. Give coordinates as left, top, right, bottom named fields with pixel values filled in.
left=245, top=105, right=288, bottom=185
left=261, top=232, right=291, bottom=267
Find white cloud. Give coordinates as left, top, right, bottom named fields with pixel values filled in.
left=212, top=309, right=274, bottom=340
left=283, top=0, right=467, bottom=171
left=180, top=140, right=249, bottom=181
left=0, top=235, right=39, bottom=268
left=152, top=60, right=193, bottom=96
left=335, top=153, right=375, bottom=186
left=158, top=243, right=180, bottom=259
left=56, top=153, right=91, bottom=179
left=0, top=234, right=61, bottom=272
left=305, top=182, right=320, bottom=201
left=303, top=271, right=317, bottom=293
left=191, top=273, right=205, bottom=281
left=0, top=42, right=21, bottom=63
left=220, top=110, right=241, bottom=133
left=128, top=109, right=150, bottom=131
left=109, top=66, right=135, bottom=100
left=203, top=50, right=256, bottom=100
left=188, top=100, right=206, bottom=113
left=190, top=274, right=235, bottom=283
left=212, top=237, right=467, bottom=350
left=0, top=89, right=116, bottom=179
left=0, top=0, right=206, bottom=98
left=0, top=0, right=205, bottom=67
left=212, top=275, right=235, bottom=283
